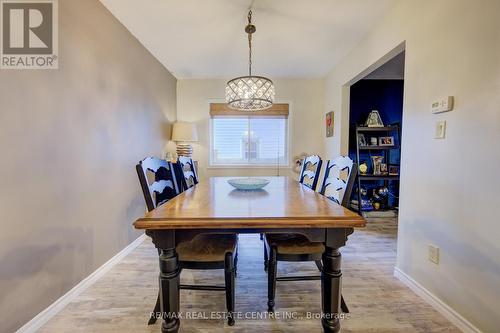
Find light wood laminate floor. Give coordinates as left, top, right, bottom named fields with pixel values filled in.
left=40, top=218, right=459, bottom=332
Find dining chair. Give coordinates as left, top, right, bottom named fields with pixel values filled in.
left=263, top=156, right=357, bottom=313
left=136, top=157, right=238, bottom=326
left=176, top=156, right=198, bottom=191
left=175, top=156, right=240, bottom=276
left=259, top=154, right=323, bottom=241
left=262, top=155, right=323, bottom=255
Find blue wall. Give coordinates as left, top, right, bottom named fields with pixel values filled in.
left=348, top=79, right=404, bottom=159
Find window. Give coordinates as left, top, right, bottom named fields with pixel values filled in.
left=210, top=104, right=289, bottom=166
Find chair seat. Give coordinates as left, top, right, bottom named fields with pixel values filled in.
left=177, top=234, right=238, bottom=262
left=265, top=234, right=325, bottom=255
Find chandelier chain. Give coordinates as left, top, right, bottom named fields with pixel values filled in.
left=247, top=10, right=253, bottom=76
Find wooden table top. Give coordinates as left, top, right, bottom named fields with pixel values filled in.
left=134, top=177, right=366, bottom=230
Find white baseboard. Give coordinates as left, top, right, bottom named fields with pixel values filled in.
left=16, top=233, right=147, bottom=333
left=394, top=267, right=481, bottom=333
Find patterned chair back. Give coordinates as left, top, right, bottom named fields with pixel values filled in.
left=320, top=156, right=357, bottom=207
left=299, top=155, right=323, bottom=191
left=136, top=157, right=180, bottom=211
left=177, top=156, right=199, bottom=191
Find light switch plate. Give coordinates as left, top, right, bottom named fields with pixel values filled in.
left=428, top=245, right=440, bottom=265
left=435, top=121, right=446, bottom=139
left=431, top=96, right=454, bottom=113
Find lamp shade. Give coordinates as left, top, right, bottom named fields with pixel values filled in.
left=172, top=122, right=198, bottom=142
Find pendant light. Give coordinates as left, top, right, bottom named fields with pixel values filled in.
left=225, top=10, right=275, bottom=111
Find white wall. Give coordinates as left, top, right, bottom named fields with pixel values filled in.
left=323, top=0, right=500, bottom=331
left=176, top=79, right=325, bottom=179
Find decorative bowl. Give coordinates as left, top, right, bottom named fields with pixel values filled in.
left=227, top=178, right=270, bottom=190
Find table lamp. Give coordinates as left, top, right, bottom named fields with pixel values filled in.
left=172, top=122, right=198, bottom=158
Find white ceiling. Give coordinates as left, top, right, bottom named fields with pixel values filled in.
left=100, top=0, right=397, bottom=79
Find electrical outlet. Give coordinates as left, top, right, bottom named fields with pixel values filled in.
left=428, top=245, right=440, bottom=265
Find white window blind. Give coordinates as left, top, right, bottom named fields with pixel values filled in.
left=211, top=116, right=288, bottom=166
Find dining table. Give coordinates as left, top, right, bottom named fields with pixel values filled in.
left=134, top=176, right=366, bottom=333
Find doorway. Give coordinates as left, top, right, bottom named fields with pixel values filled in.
left=348, top=51, right=405, bottom=219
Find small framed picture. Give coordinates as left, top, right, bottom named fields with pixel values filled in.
left=379, top=136, right=395, bottom=146
left=380, top=163, right=388, bottom=174
left=389, top=165, right=399, bottom=175
left=357, top=134, right=367, bottom=146
left=326, top=111, right=334, bottom=137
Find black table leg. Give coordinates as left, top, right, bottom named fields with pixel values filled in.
left=321, top=246, right=342, bottom=333
left=158, top=248, right=181, bottom=333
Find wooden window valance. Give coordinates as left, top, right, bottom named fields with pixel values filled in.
left=210, top=103, right=289, bottom=117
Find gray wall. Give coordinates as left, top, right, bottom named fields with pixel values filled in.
left=0, top=1, right=176, bottom=332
